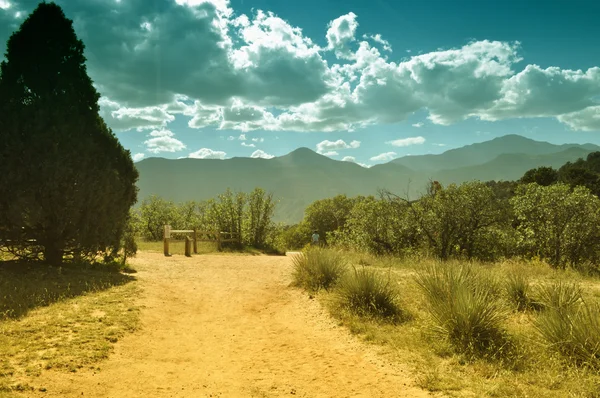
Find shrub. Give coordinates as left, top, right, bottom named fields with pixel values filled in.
left=535, top=301, right=600, bottom=369
left=533, top=280, right=583, bottom=312
left=291, top=247, right=346, bottom=292
left=338, top=267, right=405, bottom=321
left=415, top=263, right=510, bottom=359
left=505, top=271, right=533, bottom=311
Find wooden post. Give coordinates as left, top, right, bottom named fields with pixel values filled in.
left=163, top=225, right=171, bottom=257
left=193, top=229, right=198, bottom=254
left=185, top=236, right=192, bottom=257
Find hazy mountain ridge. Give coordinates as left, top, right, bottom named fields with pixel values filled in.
left=135, top=135, right=600, bottom=224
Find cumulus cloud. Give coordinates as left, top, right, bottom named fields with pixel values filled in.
left=238, top=134, right=247, bottom=140
left=2, top=2, right=600, bottom=133
left=251, top=149, right=274, bottom=159
left=252, top=137, right=264, bottom=142
left=412, top=122, right=424, bottom=128
left=326, top=12, right=359, bottom=59
left=558, top=106, right=600, bottom=131
left=132, top=153, right=145, bottom=162
left=370, top=152, right=397, bottom=161
left=189, top=148, right=227, bottom=159
left=342, top=156, right=356, bottom=162
left=241, top=142, right=256, bottom=147
left=144, top=130, right=186, bottom=153
left=322, top=151, right=338, bottom=157
left=387, top=136, right=426, bottom=147
left=316, top=139, right=361, bottom=153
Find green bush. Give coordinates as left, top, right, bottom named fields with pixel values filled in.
left=338, top=267, right=405, bottom=321
left=415, top=263, right=510, bottom=359
left=535, top=302, right=600, bottom=369
left=505, top=271, right=534, bottom=311
left=533, top=280, right=583, bottom=312
left=291, top=247, right=347, bottom=292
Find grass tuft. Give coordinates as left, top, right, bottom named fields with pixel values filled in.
left=337, top=266, right=406, bottom=322
left=533, top=280, right=583, bottom=312
left=291, top=247, right=347, bottom=292
left=415, top=262, right=512, bottom=360
left=506, top=271, right=535, bottom=311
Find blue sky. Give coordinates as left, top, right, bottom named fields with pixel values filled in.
left=1, top=0, right=600, bottom=167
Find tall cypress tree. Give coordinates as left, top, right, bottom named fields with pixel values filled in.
left=0, top=2, right=138, bottom=264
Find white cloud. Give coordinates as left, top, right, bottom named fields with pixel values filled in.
left=144, top=130, right=186, bottom=153
left=316, top=139, right=361, bottom=153
left=251, top=149, right=275, bottom=159
left=558, top=106, right=600, bottom=131
left=227, top=136, right=235, bottom=140
left=432, top=143, right=447, bottom=147
left=132, top=153, right=145, bottom=162
left=4, top=3, right=598, bottom=133
left=322, top=151, right=339, bottom=156
left=362, top=34, right=391, bottom=52
left=342, top=156, right=356, bottom=162
left=251, top=137, right=265, bottom=142
left=241, top=142, right=256, bottom=147
left=0, top=0, right=11, bottom=10
left=370, top=152, right=397, bottom=161
left=387, top=136, right=426, bottom=147
left=188, top=148, right=227, bottom=159
left=412, top=122, right=424, bottom=128
left=238, top=133, right=247, bottom=141
left=326, top=12, right=359, bottom=59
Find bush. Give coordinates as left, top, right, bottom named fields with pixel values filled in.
left=338, top=266, right=405, bottom=321
left=291, top=247, right=347, bottom=292
left=415, top=263, right=510, bottom=359
left=532, top=280, right=583, bottom=312
left=505, top=271, right=534, bottom=311
left=535, top=301, right=600, bottom=369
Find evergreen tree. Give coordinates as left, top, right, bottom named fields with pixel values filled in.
left=0, top=2, right=138, bottom=264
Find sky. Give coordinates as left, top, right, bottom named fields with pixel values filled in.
left=1, top=0, right=600, bottom=167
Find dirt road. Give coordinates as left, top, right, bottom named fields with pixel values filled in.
left=26, top=252, right=430, bottom=398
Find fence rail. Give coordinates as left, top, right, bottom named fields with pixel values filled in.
left=162, top=225, right=241, bottom=257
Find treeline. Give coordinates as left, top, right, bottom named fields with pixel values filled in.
left=133, top=188, right=277, bottom=249
left=281, top=152, right=600, bottom=273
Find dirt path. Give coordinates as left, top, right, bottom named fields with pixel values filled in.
left=26, top=252, right=430, bottom=398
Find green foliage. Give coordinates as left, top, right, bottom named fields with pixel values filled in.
left=273, top=222, right=312, bottom=252
left=520, top=166, right=559, bottom=186
left=291, top=248, right=347, bottom=292
left=0, top=3, right=138, bottom=264
left=139, top=196, right=180, bottom=241
left=332, top=195, right=420, bottom=256
left=415, top=263, right=510, bottom=359
left=304, top=195, right=357, bottom=244
left=244, top=188, right=276, bottom=248
left=407, top=181, right=506, bottom=261
left=558, top=152, right=600, bottom=196
left=338, top=267, right=405, bottom=321
left=535, top=302, right=600, bottom=369
left=511, top=184, right=600, bottom=268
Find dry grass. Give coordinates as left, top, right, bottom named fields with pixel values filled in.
left=315, top=252, right=600, bottom=397
left=0, top=261, right=139, bottom=395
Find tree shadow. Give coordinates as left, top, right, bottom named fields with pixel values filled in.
left=0, top=260, right=136, bottom=321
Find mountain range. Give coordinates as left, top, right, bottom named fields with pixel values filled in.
left=135, top=135, right=600, bottom=224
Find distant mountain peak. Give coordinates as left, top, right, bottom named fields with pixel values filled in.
left=278, top=147, right=333, bottom=163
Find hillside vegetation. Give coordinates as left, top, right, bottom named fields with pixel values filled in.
left=135, top=134, right=600, bottom=224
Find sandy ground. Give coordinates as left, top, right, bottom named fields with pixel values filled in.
left=24, top=252, right=430, bottom=398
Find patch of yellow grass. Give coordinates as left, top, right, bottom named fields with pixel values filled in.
left=317, top=252, right=600, bottom=397
left=0, top=262, right=139, bottom=394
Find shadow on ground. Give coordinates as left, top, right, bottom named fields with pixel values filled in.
left=0, top=261, right=136, bottom=320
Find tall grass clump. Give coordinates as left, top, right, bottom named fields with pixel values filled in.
left=505, top=271, right=534, bottom=311
left=415, top=262, right=511, bottom=359
left=338, top=266, right=405, bottom=322
left=535, top=301, right=600, bottom=369
left=291, top=247, right=347, bottom=292
left=532, top=280, right=583, bottom=312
